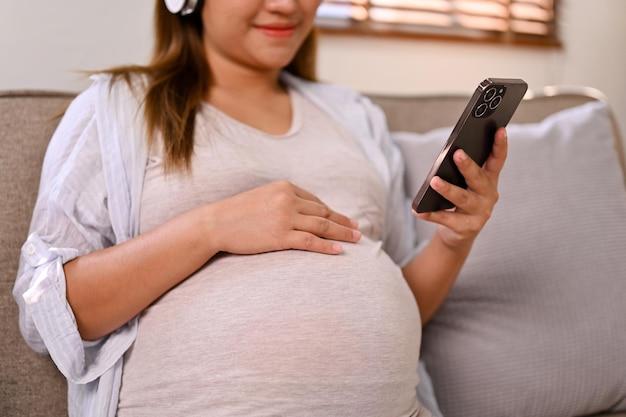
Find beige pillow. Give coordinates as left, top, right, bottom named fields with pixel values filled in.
left=393, top=101, right=626, bottom=417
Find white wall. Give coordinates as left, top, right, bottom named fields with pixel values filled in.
left=0, top=1, right=153, bottom=89
left=1, top=1, right=625, bottom=147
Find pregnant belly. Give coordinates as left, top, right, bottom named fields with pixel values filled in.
left=118, top=238, right=421, bottom=416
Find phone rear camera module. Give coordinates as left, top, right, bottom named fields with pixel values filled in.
left=473, top=85, right=507, bottom=118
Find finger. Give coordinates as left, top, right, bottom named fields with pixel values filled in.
left=429, top=175, right=474, bottom=212
left=414, top=206, right=464, bottom=236
left=415, top=208, right=482, bottom=243
left=452, top=148, right=487, bottom=195
left=297, top=214, right=362, bottom=243
left=292, top=186, right=359, bottom=229
left=282, top=181, right=358, bottom=229
left=291, top=182, right=324, bottom=204
left=299, top=201, right=359, bottom=230
left=414, top=208, right=457, bottom=229
left=286, top=231, right=346, bottom=255
left=484, top=127, right=508, bottom=178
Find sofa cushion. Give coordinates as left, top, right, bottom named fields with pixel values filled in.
left=393, top=101, right=626, bottom=417
left=0, top=92, right=71, bottom=417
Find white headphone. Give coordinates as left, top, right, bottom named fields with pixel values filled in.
left=164, top=0, right=201, bottom=15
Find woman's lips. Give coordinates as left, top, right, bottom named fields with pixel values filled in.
left=254, top=24, right=296, bottom=38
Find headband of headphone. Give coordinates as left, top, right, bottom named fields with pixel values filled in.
left=164, top=0, right=200, bottom=16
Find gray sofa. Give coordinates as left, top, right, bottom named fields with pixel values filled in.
left=1, top=87, right=625, bottom=417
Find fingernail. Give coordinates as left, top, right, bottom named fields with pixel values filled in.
left=431, top=176, right=444, bottom=189
left=350, top=219, right=359, bottom=229
left=353, top=229, right=362, bottom=240
left=332, top=243, right=343, bottom=253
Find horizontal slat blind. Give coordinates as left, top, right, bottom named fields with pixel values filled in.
left=316, top=0, right=559, bottom=45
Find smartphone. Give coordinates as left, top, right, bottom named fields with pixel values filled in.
left=412, top=78, right=528, bottom=213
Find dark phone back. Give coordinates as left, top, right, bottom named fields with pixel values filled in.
left=412, top=78, right=528, bottom=213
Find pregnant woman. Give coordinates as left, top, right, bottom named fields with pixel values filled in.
left=13, top=1, right=506, bottom=416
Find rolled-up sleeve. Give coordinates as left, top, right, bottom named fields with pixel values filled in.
left=12, top=84, right=135, bottom=385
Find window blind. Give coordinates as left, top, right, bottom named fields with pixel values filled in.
left=316, top=0, right=559, bottom=45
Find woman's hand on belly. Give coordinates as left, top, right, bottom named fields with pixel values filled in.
left=206, top=180, right=362, bottom=255
left=65, top=181, right=361, bottom=341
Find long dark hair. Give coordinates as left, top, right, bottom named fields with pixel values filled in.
left=106, top=1, right=318, bottom=171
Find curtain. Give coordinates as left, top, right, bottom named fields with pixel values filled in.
left=316, top=0, right=558, bottom=44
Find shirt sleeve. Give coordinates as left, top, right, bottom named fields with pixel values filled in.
left=356, top=96, right=421, bottom=268
left=12, top=83, right=136, bottom=385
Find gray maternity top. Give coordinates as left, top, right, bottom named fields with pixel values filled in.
left=117, top=88, right=426, bottom=417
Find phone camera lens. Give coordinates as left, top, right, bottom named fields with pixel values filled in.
left=484, top=87, right=497, bottom=101
left=474, top=103, right=488, bottom=118
left=489, top=95, right=502, bottom=109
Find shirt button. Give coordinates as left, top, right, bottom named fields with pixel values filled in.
left=26, top=244, right=36, bottom=255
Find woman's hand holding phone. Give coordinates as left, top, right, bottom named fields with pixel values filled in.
left=412, top=78, right=527, bottom=213
left=414, top=127, right=508, bottom=250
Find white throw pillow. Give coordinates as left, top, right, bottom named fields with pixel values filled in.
left=393, top=101, right=626, bottom=417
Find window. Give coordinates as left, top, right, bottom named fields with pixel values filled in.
left=316, top=0, right=559, bottom=46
